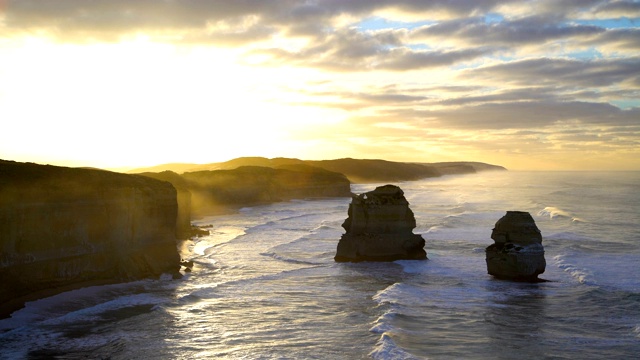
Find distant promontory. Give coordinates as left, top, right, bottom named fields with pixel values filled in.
left=129, top=157, right=506, bottom=183
left=132, top=157, right=505, bottom=222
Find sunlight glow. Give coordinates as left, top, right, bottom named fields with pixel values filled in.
left=1, top=1, right=638, bottom=170
left=0, top=38, right=348, bottom=168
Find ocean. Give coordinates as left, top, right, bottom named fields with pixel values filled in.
left=1, top=171, right=638, bottom=359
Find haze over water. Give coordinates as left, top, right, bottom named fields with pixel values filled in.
left=1, top=170, right=638, bottom=359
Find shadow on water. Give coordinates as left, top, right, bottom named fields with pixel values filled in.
left=482, top=279, right=640, bottom=359
left=483, top=279, right=550, bottom=359
left=335, top=261, right=408, bottom=287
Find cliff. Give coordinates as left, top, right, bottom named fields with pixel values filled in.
left=307, top=158, right=440, bottom=183
left=426, top=162, right=507, bottom=175
left=136, top=170, right=192, bottom=239
left=180, top=165, right=352, bottom=216
left=0, top=160, right=181, bottom=317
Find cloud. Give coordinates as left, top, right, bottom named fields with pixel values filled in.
left=0, top=0, right=507, bottom=41
left=437, top=88, right=558, bottom=106
left=461, top=57, right=640, bottom=88
left=251, top=27, right=491, bottom=71
left=411, top=15, right=604, bottom=47
left=3, top=0, right=289, bottom=43
left=594, top=0, right=640, bottom=17
left=374, top=100, right=639, bottom=130
left=587, top=28, right=640, bottom=52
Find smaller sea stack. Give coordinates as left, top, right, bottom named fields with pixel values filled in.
left=334, top=185, right=427, bottom=262
left=485, top=211, right=546, bottom=281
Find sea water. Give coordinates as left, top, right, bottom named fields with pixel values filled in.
left=0, top=171, right=638, bottom=359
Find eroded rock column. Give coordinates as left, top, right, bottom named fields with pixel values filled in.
left=335, top=184, right=427, bottom=262
left=485, top=211, right=546, bottom=281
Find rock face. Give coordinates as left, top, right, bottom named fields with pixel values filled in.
left=0, top=160, right=181, bottom=317
left=485, top=211, right=546, bottom=281
left=138, top=170, right=193, bottom=239
left=335, top=185, right=427, bottom=262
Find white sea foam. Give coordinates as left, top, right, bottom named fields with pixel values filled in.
left=370, top=333, right=423, bottom=360
left=0, top=280, right=154, bottom=332
left=372, top=283, right=406, bottom=306
left=42, top=293, right=165, bottom=326
left=0, top=291, right=167, bottom=359
left=554, top=254, right=596, bottom=285
left=370, top=311, right=397, bottom=334
left=538, top=206, right=585, bottom=223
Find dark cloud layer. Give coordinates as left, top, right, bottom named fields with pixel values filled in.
left=462, top=57, right=640, bottom=88
left=412, top=15, right=604, bottom=46
left=4, top=1, right=638, bottom=65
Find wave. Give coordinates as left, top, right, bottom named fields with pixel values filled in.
left=553, top=254, right=596, bottom=286
left=370, top=311, right=397, bottom=334
left=0, top=290, right=167, bottom=358
left=370, top=333, right=421, bottom=360
left=0, top=279, right=162, bottom=331
left=259, top=251, right=324, bottom=266
left=538, top=206, right=586, bottom=223
left=311, top=223, right=338, bottom=232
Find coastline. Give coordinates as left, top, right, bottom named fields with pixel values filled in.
left=0, top=279, right=127, bottom=319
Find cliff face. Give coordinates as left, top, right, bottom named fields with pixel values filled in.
left=137, top=170, right=192, bottom=239
left=0, top=160, right=181, bottom=316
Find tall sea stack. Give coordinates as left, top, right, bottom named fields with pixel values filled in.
left=485, top=211, right=546, bottom=281
left=335, top=185, right=427, bottom=262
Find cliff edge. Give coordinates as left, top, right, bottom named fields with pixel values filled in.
left=0, top=160, right=181, bottom=317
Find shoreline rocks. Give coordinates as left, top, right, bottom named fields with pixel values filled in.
left=485, top=211, right=546, bottom=281
left=335, top=185, right=427, bottom=262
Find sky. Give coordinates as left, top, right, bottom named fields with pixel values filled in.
left=1, top=1, right=639, bottom=171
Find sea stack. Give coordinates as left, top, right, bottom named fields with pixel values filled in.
left=334, top=184, right=427, bottom=262
left=485, top=211, right=546, bottom=281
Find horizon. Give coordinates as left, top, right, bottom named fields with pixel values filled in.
left=1, top=1, right=639, bottom=171
left=6, top=156, right=639, bottom=174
